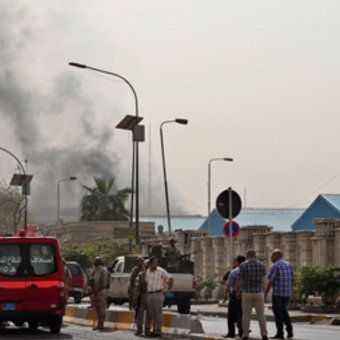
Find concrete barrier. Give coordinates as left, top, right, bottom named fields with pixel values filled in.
left=64, top=305, right=204, bottom=336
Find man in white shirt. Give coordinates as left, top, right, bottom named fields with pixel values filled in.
left=145, top=256, right=174, bottom=337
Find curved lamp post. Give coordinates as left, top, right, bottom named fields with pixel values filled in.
left=69, top=62, right=142, bottom=247
left=57, top=176, right=77, bottom=224
left=208, top=157, right=233, bottom=235
left=160, top=118, right=188, bottom=235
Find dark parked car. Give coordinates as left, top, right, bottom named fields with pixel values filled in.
left=65, top=262, right=88, bottom=303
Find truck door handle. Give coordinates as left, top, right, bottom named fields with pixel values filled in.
left=28, top=284, right=38, bottom=288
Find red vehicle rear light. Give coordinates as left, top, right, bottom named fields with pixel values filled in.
left=18, top=230, right=26, bottom=237
left=192, top=277, right=197, bottom=289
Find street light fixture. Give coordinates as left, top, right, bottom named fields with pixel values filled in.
left=69, top=61, right=143, bottom=249
left=160, top=118, right=188, bottom=235
left=208, top=157, right=233, bottom=235
left=57, top=176, right=77, bottom=224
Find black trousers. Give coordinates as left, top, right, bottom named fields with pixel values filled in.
left=272, top=295, right=293, bottom=336
left=227, top=292, right=242, bottom=336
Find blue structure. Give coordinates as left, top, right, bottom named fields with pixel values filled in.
left=200, top=207, right=304, bottom=236
left=292, top=194, right=340, bottom=231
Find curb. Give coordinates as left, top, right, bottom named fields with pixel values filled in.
left=64, top=305, right=204, bottom=336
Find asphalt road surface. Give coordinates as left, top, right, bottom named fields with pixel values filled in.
left=1, top=318, right=339, bottom=340
left=0, top=323, right=181, bottom=340
left=200, top=315, right=340, bottom=340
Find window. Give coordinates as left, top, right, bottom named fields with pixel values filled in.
left=66, top=263, right=82, bottom=276
left=29, top=244, right=57, bottom=276
left=0, top=244, right=22, bottom=277
left=116, top=261, right=123, bottom=273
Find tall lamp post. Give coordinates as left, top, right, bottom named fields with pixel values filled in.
left=208, top=157, right=233, bottom=235
left=160, top=118, right=188, bottom=235
left=57, top=176, right=77, bottom=224
left=69, top=62, right=143, bottom=248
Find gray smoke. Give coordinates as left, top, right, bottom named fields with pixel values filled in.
left=0, top=3, right=187, bottom=224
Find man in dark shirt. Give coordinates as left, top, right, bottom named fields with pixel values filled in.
left=236, top=249, right=268, bottom=340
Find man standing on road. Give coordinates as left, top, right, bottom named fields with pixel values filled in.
left=265, top=249, right=295, bottom=339
left=129, top=256, right=144, bottom=310
left=134, top=259, right=151, bottom=336
left=91, top=257, right=109, bottom=331
left=236, top=249, right=268, bottom=340
left=145, top=256, right=174, bottom=337
left=223, top=255, right=246, bottom=338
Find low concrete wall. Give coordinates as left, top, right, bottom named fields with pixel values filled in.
left=64, top=305, right=204, bottom=336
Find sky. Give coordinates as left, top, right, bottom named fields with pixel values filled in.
left=1, top=1, right=340, bottom=224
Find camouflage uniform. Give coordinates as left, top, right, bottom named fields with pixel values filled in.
left=129, top=262, right=143, bottom=309
left=134, top=269, right=150, bottom=335
left=92, top=259, right=109, bottom=330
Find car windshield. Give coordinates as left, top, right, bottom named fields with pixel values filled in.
left=66, top=263, right=82, bottom=276
left=0, top=243, right=57, bottom=277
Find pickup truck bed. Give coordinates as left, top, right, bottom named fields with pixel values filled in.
left=107, top=255, right=195, bottom=314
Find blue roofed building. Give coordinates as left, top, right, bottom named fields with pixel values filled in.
left=200, top=207, right=304, bottom=236
left=292, top=194, right=340, bottom=231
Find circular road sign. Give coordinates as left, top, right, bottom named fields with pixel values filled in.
left=216, top=189, right=242, bottom=219
left=223, top=221, right=240, bottom=238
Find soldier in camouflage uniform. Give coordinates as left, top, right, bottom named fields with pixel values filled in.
left=165, top=238, right=181, bottom=271
left=128, top=256, right=144, bottom=310
left=91, top=257, right=109, bottom=331
left=134, top=259, right=150, bottom=336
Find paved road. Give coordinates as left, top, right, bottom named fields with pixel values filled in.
left=0, top=323, right=181, bottom=340
left=199, top=315, right=340, bottom=340
left=1, top=316, right=339, bottom=340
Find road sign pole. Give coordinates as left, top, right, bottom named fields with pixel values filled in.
left=228, top=187, right=233, bottom=270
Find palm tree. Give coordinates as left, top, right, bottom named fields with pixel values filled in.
left=80, top=177, right=131, bottom=221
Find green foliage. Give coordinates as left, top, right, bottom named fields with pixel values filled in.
left=0, top=179, right=33, bottom=234
left=295, top=266, right=340, bottom=306
left=80, top=177, right=131, bottom=221
left=60, top=238, right=130, bottom=271
left=194, top=273, right=218, bottom=299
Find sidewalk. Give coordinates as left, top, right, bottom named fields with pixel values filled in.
left=165, top=301, right=339, bottom=323
left=164, top=301, right=340, bottom=340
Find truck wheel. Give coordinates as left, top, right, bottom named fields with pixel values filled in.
left=49, top=316, right=62, bottom=334
left=177, top=302, right=191, bottom=314
left=28, top=320, right=39, bottom=330
left=74, top=295, right=81, bottom=304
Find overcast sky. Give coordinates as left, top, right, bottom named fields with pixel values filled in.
left=1, top=1, right=340, bottom=224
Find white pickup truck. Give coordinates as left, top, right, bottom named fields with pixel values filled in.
left=107, top=255, right=195, bottom=314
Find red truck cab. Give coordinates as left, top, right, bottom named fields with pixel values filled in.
left=0, top=231, right=66, bottom=333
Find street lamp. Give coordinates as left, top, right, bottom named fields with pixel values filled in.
left=160, top=118, right=188, bottom=235
left=208, top=157, right=233, bottom=235
left=69, top=61, right=143, bottom=249
left=57, top=176, right=77, bottom=224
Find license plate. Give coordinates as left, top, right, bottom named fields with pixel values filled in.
left=2, top=304, right=15, bottom=311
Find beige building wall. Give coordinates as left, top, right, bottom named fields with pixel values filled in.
left=295, top=231, right=313, bottom=270
left=169, top=219, right=340, bottom=299
left=44, top=221, right=155, bottom=244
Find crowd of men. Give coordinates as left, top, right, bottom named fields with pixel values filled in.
left=88, top=239, right=177, bottom=337
left=86, top=243, right=294, bottom=340
left=223, top=249, right=295, bottom=340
